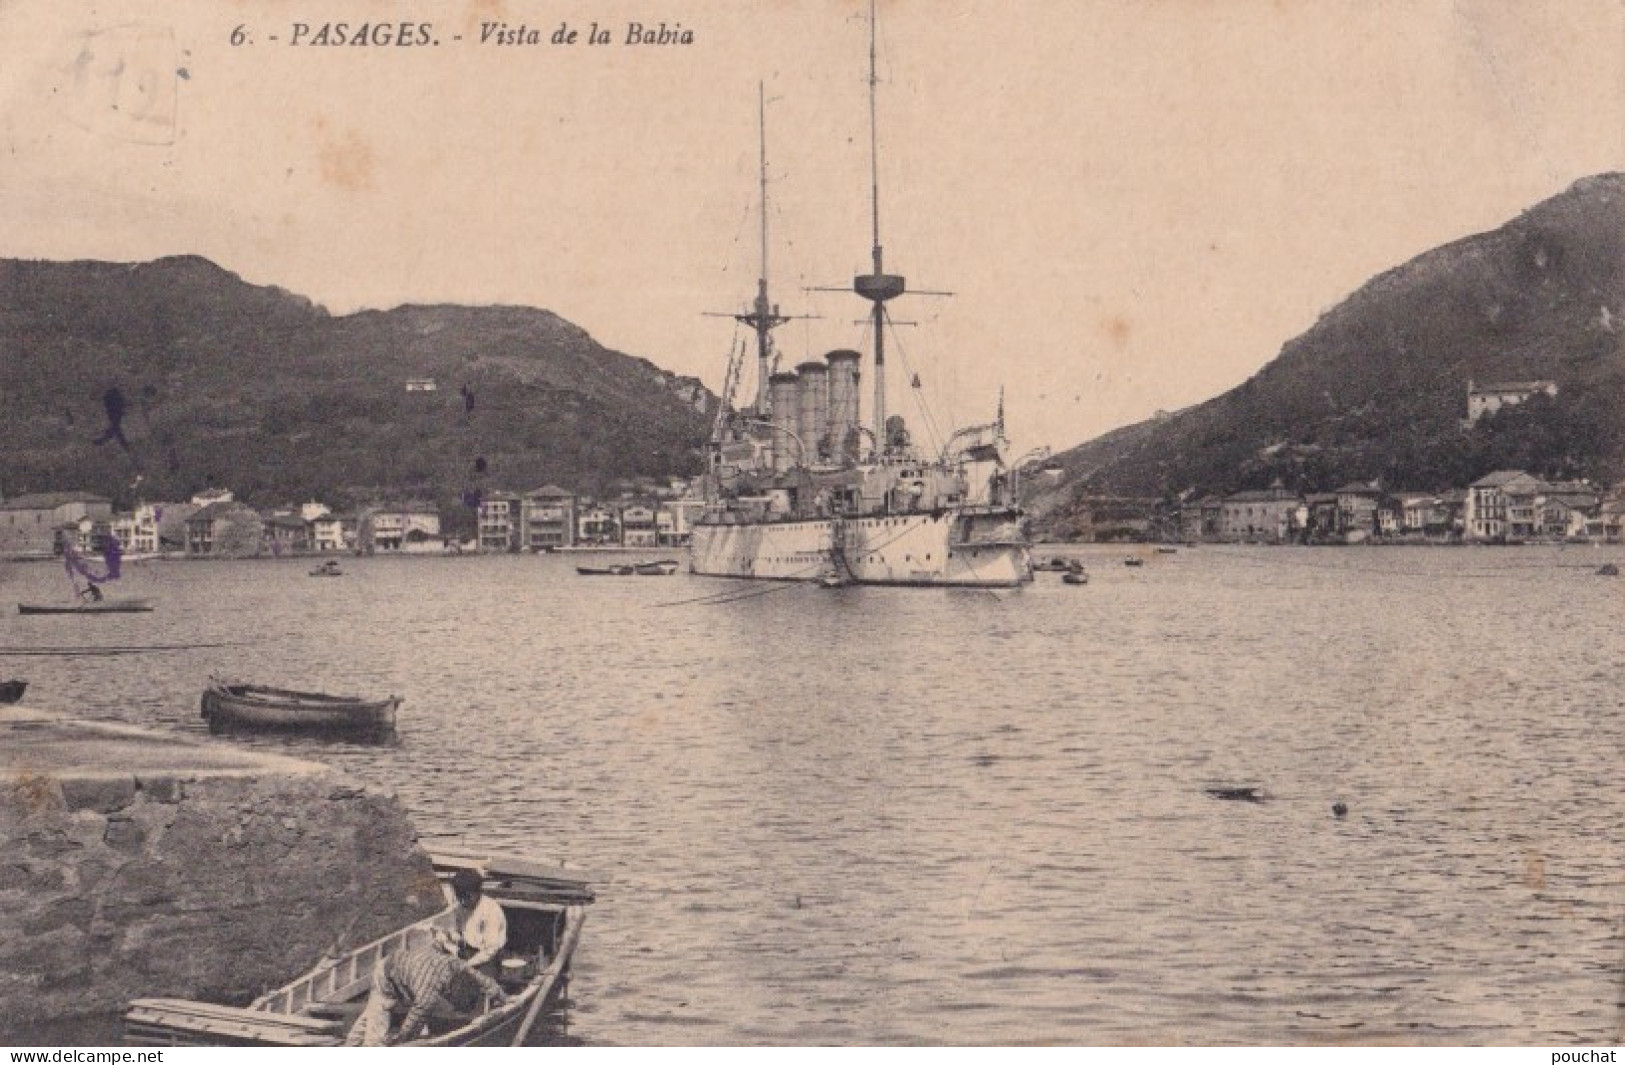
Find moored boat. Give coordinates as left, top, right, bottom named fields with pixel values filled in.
left=632, top=559, right=679, bottom=575
left=689, top=16, right=1033, bottom=589
left=18, top=597, right=153, bottom=615
left=309, top=560, right=344, bottom=577
left=124, top=853, right=589, bottom=1047
left=200, top=679, right=399, bottom=737
left=576, top=564, right=635, bottom=576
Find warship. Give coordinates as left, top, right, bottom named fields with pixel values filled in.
left=689, top=9, right=1031, bottom=588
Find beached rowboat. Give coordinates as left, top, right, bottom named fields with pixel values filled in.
left=124, top=854, right=589, bottom=1047
left=200, top=679, right=399, bottom=737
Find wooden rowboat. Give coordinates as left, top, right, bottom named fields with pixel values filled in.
left=18, top=597, right=153, bottom=615
left=200, top=679, right=399, bottom=737
left=125, top=853, right=590, bottom=1047
left=632, top=559, right=679, bottom=575
left=576, top=564, right=634, bottom=576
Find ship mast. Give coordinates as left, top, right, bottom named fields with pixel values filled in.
left=853, top=0, right=905, bottom=455
left=736, top=82, right=788, bottom=417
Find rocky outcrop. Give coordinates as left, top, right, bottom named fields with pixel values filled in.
left=0, top=709, right=443, bottom=1043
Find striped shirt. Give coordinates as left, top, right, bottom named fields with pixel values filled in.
left=385, top=945, right=500, bottom=1042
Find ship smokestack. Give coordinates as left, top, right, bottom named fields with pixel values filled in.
left=768, top=371, right=800, bottom=472
left=795, top=361, right=829, bottom=466
left=825, top=349, right=862, bottom=464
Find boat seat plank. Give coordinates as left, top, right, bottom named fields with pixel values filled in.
left=125, top=999, right=345, bottom=1047
left=127, top=998, right=345, bottom=1033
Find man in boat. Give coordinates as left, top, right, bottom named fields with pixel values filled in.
left=344, top=932, right=506, bottom=1046
left=437, top=868, right=508, bottom=975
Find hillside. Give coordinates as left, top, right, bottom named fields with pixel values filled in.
left=0, top=256, right=715, bottom=525
left=1028, top=173, right=1625, bottom=531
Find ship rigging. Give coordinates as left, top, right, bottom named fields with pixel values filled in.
left=689, top=2, right=1032, bottom=588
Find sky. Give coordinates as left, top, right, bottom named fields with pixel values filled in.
left=2, top=0, right=1623, bottom=459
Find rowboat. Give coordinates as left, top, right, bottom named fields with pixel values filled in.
left=576, top=564, right=634, bottom=576
left=1061, top=565, right=1089, bottom=585
left=125, top=853, right=590, bottom=1047
left=18, top=597, right=153, bottom=615
left=200, top=679, right=399, bottom=737
left=309, top=561, right=344, bottom=577
left=632, top=559, right=679, bottom=576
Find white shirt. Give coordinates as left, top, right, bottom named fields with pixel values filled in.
left=453, top=895, right=507, bottom=968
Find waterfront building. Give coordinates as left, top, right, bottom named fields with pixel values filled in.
left=263, top=514, right=312, bottom=555
left=1536, top=488, right=1599, bottom=540
left=1334, top=482, right=1383, bottom=541
left=0, top=492, right=113, bottom=558
left=365, top=504, right=442, bottom=552
left=659, top=498, right=706, bottom=547
left=111, top=505, right=162, bottom=556
left=1218, top=486, right=1301, bottom=543
left=620, top=503, right=658, bottom=549
left=311, top=513, right=354, bottom=553
left=521, top=487, right=576, bottom=551
left=1437, top=490, right=1468, bottom=539
left=1466, top=470, right=1545, bottom=542
left=1375, top=498, right=1402, bottom=537
left=1586, top=498, right=1625, bottom=543
left=185, top=502, right=265, bottom=557
left=577, top=505, right=620, bottom=546
left=1396, top=493, right=1440, bottom=535
left=476, top=493, right=521, bottom=552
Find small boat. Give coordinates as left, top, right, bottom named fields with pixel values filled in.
left=125, top=852, right=590, bottom=1047
left=309, top=561, right=344, bottom=577
left=1061, top=562, right=1089, bottom=585
left=18, top=597, right=153, bottom=615
left=1033, top=557, right=1071, bottom=572
left=575, top=564, right=634, bottom=576
left=201, top=679, right=399, bottom=738
left=0, top=680, right=25, bottom=703
left=632, top=559, right=679, bottom=576
left=1155, top=546, right=1178, bottom=554
left=1123, top=556, right=1145, bottom=568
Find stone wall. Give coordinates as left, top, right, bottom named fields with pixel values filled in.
left=0, top=766, right=443, bottom=1042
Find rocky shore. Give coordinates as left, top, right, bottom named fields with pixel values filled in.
left=0, top=707, right=442, bottom=1043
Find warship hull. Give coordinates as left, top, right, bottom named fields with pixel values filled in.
left=690, top=510, right=1029, bottom=587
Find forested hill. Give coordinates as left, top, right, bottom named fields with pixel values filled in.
left=0, top=256, right=715, bottom=518
left=1028, top=173, right=1625, bottom=529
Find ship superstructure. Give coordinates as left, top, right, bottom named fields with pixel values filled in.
left=689, top=10, right=1031, bottom=588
